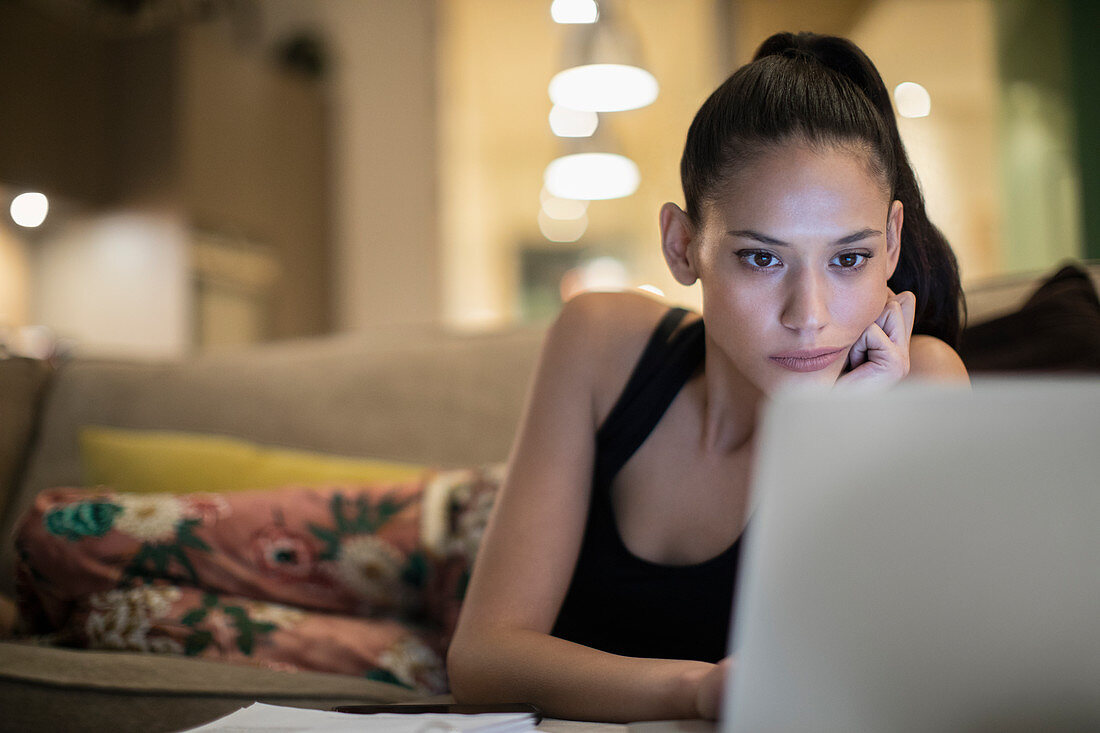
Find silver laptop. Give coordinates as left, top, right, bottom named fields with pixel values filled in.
left=721, top=378, right=1100, bottom=733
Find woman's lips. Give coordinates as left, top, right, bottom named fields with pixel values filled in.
left=769, top=347, right=846, bottom=373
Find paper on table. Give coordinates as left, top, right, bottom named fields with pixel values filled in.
left=180, top=702, right=537, bottom=733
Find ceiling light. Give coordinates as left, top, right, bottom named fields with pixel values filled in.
left=538, top=210, right=588, bottom=242
left=549, top=104, right=599, bottom=137
left=549, top=64, right=658, bottom=112
left=551, top=0, right=599, bottom=24
left=10, top=192, right=48, bottom=228
left=544, top=152, right=639, bottom=200
left=552, top=3, right=657, bottom=112
left=540, top=187, right=589, bottom=220
left=894, top=82, right=931, bottom=118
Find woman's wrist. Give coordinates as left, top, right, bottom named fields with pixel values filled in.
left=672, top=660, right=715, bottom=719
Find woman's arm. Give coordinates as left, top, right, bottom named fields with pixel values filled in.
left=446, top=294, right=716, bottom=722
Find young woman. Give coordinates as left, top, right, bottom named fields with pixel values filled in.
left=447, top=32, right=970, bottom=722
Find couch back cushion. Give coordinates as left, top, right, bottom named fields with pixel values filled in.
left=1, top=327, right=544, bottom=596
left=0, top=358, right=53, bottom=525
left=959, top=262, right=1100, bottom=373
left=962, top=260, right=1100, bottom=325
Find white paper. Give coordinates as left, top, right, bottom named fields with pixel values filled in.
left=180, top=702, right=537, bottom=733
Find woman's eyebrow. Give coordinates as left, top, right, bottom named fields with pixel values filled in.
left=727, top=228, right=882, bottom=246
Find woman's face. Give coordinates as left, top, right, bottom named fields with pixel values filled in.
left=665, top=141, right=902, bottom=394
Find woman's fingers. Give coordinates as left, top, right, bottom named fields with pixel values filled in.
left=877, top=299, right=905, bottom=346
left=837, top=289, right=916, bottom=389
left=877, top=290, right=916, bottom=347
left=847, top=330, right=869, bottom=370
left=898, top=290, right=917, bottom=337
left=860, top=322, right=892, bottom=358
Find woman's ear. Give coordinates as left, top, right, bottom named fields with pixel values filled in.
left=660, top=202, right=699, bottom=286
left=885, top=199, right=903, bottom=280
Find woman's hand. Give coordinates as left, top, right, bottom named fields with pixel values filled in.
left=835, top=288, right=916, bottom=391
left=693, top=656, right=734, bottom=720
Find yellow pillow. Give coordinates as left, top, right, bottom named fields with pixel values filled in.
left=79, top=426, right=425, bottom=493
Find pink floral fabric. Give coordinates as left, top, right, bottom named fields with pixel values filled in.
left=14, top=481, right=460, bottom=693
left=420, top=464, right=505, bottom=641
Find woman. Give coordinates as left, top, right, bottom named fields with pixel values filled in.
left=447, top=32, right=970, bottom=722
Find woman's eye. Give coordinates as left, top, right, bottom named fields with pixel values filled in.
left=832, top=252, right=869, bottom=269
left=739, top=251, right=780, bottom=270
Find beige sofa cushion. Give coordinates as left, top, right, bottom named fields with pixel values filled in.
left=0, top=357, right=52, bottom=524
left=0, top=641, right=420, bottom=733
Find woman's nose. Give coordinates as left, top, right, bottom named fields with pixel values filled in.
left=780, top=272, right=829, bottom=333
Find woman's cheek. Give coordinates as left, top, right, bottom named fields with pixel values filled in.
left=836, top=286, right=886, bottom=339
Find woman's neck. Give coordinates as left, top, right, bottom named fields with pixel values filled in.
left=697, top=334, right=765, bottom=456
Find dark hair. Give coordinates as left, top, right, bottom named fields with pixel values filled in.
left=680, top=32, right=964, bottom=347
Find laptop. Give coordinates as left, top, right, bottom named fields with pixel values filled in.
left=719, top=377, right=1100, bottom=733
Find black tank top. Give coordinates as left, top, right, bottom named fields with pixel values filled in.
left=550, top=307, right=742, bottom=662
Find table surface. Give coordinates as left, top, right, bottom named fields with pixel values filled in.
left=539, top=718, right=716, bottom=733
left=394, top=696, right=716, bottom=733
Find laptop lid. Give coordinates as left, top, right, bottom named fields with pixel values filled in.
left=722, top=378, right=1100, bottom=733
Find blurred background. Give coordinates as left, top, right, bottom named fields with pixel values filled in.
left=0, top=0, right=1095, bottom=360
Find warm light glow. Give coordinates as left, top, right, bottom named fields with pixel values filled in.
left=549, top=105, right=599, bottom=138
left=540, top=187, right=589, bottom=220
left=544, top=153, right=640, bottom=200
left=560, top=256, right=629, bottom=300
left=549, top=64, right=659, bottom=112
left=538, top=210, right=588, bottom=242
left=637, top=284, right=664, bottom=297
left=10, top=192, right=48, bottom=228
left=894, top=82, right=931, bottom=118
left=551, top=0, right=598, bottom=24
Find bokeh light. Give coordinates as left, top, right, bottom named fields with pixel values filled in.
left=894, top=82, right=931, bottom=118
left=10, top=192, right=49, bottom=228
left=549, top=64, right=659, bottom=112
left=544, top=152, right=639, bottom=200
left=549, top=105, right=599, bottom=138
left=551, top=0, right=598, bottom=24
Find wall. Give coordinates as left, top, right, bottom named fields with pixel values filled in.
left=438, top=0, right=724, bottom=327
left=848, top=0, right=1002, bottom=283
left=993, top=0, right=1083, bottom=273
left=312, top=0, right=440, bottom=331
left=30, top=210, right=191, bottom=359
left=260, top=0, right=442, bottom=331
left=1067, top=0, right=1100, bottom=259
left=0, top=4, right=334, bottom=357
left=0, top=3, right=114, bottom=204
left=0, top=225, right=30, bottom=328
left=179, top=19, right=332, bottom=339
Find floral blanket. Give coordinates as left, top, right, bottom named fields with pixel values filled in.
left=14, top=467, right=502, bottom=694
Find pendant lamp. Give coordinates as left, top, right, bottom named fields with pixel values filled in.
left=548, top=0, right=658, bottom=113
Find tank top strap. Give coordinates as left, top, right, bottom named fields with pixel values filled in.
left=593, top=307, right=705, bottom=491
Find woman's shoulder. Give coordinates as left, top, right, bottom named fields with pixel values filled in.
left=909, top=334, right=970, bottom=383
left=551, top=291, right=685, bottom=356
left=556, top=290, right=672, bottom=332
left=551, top=291, right=694, bottom=420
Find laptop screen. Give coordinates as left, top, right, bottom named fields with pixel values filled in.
left=722, top=378, right=1100, bottom=733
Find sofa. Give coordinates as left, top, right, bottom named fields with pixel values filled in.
left=1, top=261, right=1098, bottom=733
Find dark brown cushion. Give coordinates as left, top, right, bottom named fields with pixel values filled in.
left=959, top=263, right=1100, bottom=373
left=0, top=357, right=53, bottom=526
